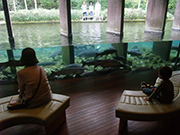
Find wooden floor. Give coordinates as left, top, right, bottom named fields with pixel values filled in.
left=1, top=69, right=180, bottom=135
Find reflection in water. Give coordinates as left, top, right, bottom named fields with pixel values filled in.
left=123, top=22, right=145, bottom=42
left=79, top=23, right=102, bottom=44
left=144, top=32, right=164, bottom=42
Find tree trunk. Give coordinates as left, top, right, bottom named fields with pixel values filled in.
left=13, top=0, right=16, bottom=12
left=24, top=0, right=28, bottom=10
left=34, top=0, right=37, bottom=9
left=138, top=0, right=141, bottom=9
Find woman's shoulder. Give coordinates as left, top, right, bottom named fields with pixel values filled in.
left=18, top=65, right=40, bottom=73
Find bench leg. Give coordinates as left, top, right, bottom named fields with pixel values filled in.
left=45, top=111, right=66, bottom=135
left=119, top=118, right=127, bottom=131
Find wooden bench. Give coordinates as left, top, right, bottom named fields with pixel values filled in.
left=0, top=93, right=70, bottom=135
left=115, top=70, right=180, bottom=131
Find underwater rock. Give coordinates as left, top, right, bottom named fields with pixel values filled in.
left=127, top=49, right=142, bottom=56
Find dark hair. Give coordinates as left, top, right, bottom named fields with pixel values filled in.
left=159, top=66, right=172, bottom=80
left=20, top=47, right=39, bottom=66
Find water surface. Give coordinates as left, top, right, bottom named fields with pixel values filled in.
left=0, top=21, right=178, bottom=50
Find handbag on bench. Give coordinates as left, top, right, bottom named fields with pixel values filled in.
left=7, top=67, right=42, bottom=110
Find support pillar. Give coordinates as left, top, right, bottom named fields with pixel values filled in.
left=61, top=45, right=74, bottom=65
left=152, top=41, right=172, bottom=61
left=145, top=0, right=169, bottom=35
left=61, top=36, right=74, bottom=65
left=106, top=0, right=124, bottom=37
left=172, top=0, right=180, bottom=31
left=59, top=0, right=72, bottom=37
left=6, top=50, right=16, bottom=75
left=111, top=43, right=127, bottom=64
left=2, top=0, right=15, bottom=49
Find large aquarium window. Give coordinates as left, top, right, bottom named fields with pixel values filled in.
left=0, top=40, right=180, bottom=84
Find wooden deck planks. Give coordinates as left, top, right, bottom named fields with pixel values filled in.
left=1, top=70, right=180, bottom=135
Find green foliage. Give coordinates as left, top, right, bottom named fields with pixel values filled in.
left=71, top=10, right=82, bottom=20
left=125, top=0, right=147, bottom=10
left=10, top=9, right=59, bottom=22
left=39, top=0, right=59, bottom=9
left=101, top=9, right=107, bottom=20
left=124, top=8, right=146, bottom=20
left=168, top=0, right=177, bottom=15
left=2, top=7, right=174, bottom=22
left=71, top=0, right=84, bottom=10
left=125, top=0, right=139, bottom=9
left=0, top=0, right=175, bottom=22
left=0, top=0, right=177, bottom=16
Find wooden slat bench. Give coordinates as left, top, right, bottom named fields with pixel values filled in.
left=115, top=70, right=180, bottom=131
left=0, top=93, right=70, bottom=135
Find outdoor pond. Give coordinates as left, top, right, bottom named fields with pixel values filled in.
left=0, top=21, right=179, bottom=50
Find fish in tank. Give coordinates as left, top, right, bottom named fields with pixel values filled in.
left=0, top=40, right=180, bottom=82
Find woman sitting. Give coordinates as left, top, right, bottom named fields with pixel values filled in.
left=16, top=47, right=52, bottom=108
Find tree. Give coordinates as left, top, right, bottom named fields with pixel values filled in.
left=13, top=0, right=16, bottom=12
left=24, top=0, right=28, bottom=10
left=138, top=0, right=141, bottom=9
left=168, top=0, right=177, bottom=15
left=34, top=0, right=37, bottom=9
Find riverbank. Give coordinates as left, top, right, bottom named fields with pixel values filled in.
left=1, top=18, right=174, bottom=25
